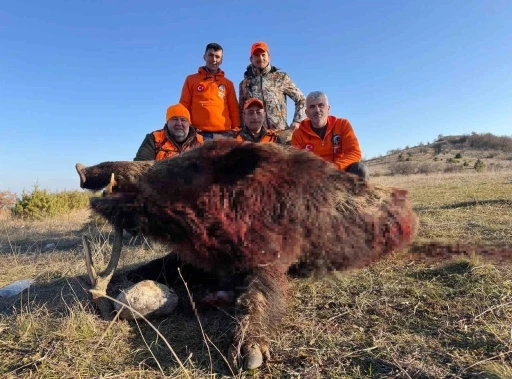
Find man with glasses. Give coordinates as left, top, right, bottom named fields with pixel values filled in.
left=235, top=98, right=284, bottom=144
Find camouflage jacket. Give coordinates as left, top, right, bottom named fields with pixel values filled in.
left=238, top=64, right=306, bottom=131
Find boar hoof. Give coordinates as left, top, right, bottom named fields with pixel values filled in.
left=228, top=341, right=270, bottom=372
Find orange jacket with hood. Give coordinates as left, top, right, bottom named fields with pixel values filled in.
left=179, top=67, right=240, bottom=133
left=291, top=115, right=362, bottom=171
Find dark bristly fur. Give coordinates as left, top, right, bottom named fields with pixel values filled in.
left=76, top=139, right=418, bottom=370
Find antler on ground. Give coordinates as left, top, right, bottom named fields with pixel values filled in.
left=82, top=222, right=124, bottom=320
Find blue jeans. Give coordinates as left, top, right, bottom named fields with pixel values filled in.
left=198, top=131, right=236, bottom=140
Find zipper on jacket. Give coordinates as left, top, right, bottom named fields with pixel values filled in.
left=259, top=75, right=272, bottom=129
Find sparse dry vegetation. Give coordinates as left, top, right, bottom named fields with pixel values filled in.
left=1, top=145, right=512, bottom=377
left=366, top=132, right=512, bottom=177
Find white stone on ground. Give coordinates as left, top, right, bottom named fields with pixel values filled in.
left=114, top=280, right=178, bottom=320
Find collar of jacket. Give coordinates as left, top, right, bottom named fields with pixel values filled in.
left=243, top=64, right=279, bottom=79
left=198, top=66, right=225, bottom=79
left=164, top=125, right=200, bottom=147
left=300, top=115, right=338, bottom=139
left=240, top=124, right=270, bottom=142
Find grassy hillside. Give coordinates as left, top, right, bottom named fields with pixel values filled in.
left=366, top=132, right=512, bottom=177
left=1, top=170, right=512, bottom=378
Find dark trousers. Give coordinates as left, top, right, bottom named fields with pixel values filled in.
left=346, top=161, right=370, bottom=182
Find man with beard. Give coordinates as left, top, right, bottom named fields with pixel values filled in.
left=291, top=91, right=369, bottom=182
left=235, top=98, right=284, bottom=144
left=134, top=103, right=203, bottom=161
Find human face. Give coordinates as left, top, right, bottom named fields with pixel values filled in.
left=243, top=104, right=265, bottom=134
left=166, top=116, right=190, bottom=142
left=305, top=96, right=330, bottom=128
left=250, top=49, right=270, bottom=69
left=203, top=48, right=223, bottom=73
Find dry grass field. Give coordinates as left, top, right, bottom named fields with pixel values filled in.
left=1, top=169, right=512, bottom=378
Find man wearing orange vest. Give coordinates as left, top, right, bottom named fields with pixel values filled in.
left=134, top=103, right=203, bottom=161
left=179, top=43, right=240, bottom=140
left=235, top=98, right=283, bottom=144
left=291, top=91, right=369, bottom=182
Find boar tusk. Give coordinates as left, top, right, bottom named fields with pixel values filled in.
left=103, top=173, right=117, bottom=196
left=82, top=222, right=124, bottom=320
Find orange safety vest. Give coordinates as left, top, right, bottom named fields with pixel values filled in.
left=235, top=127, right=280, bottom=143
left=153, top=129, right=204, bottom=161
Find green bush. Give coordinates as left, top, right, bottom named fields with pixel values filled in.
left=455, top=153, right=462, bottom=159
left=13, top=185, right=93, bottom=220
left=474, top=159, right=486, bottom=172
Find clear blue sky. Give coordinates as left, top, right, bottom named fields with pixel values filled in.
left=1, top=0, right=511, bottom=195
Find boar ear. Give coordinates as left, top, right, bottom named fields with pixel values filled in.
left=213, top=144, right=262, bottom=185
left=76, top=163, right=87, bottom=188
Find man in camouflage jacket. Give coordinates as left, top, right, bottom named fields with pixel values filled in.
left=238, top=42, right=306, bottom=137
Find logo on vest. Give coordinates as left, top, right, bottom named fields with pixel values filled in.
left=197, top=84, right=205, bottom=92
left=305, top=144, right=314, bottom=151
left=332, top=134, right=341, bottom=145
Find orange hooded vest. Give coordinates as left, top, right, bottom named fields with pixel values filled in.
left=153, top=129, right=203, bottom=161
left=291, top=116, right=362, bottom=171
left=179, top=67, right=241, bottom=133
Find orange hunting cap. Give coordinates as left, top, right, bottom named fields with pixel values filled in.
left=166, top=103, right=190, bottom=123
left=243, top=98, right=264, bottom=110
left=250, top=41, right=269, bottom=55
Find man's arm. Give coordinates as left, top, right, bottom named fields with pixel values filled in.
left=227, top=80, right=241, bottom=131
left=281, top=73, right=306, bottom=124
left=333, top=119, right=362, bottom=171
left=238, top=80, right=248, bottom=127
left=134, top=133, right=156, bottom=161
left=179, top=76, right=192, bottom=112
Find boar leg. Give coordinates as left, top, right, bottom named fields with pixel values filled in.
left=228, top=265, right=289, bottom=371
left=82, top=222, right=123, bottom=320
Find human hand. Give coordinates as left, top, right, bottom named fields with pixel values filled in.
left=290, top=122, right=300, bottom=131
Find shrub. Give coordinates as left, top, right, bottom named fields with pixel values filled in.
left=444, top=164, right=463, bottom=173
left=455, top=153, right=462, bottom=159
left=417, top=162, right=437, bottom=175
left=0, top=191, right=16, bottom=209
left=13, top=185, right=93, bottom=220
left=389, top=162, right=417, bottom=175
left=466, top=132, right=512, bottom=152
left=433, top=142, right=444, bottom=155
left=397, top=153, right=403, bottom=161
left=463, top=161, right=469, bottom=167
left=474, top=159, right=486, bottom=172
